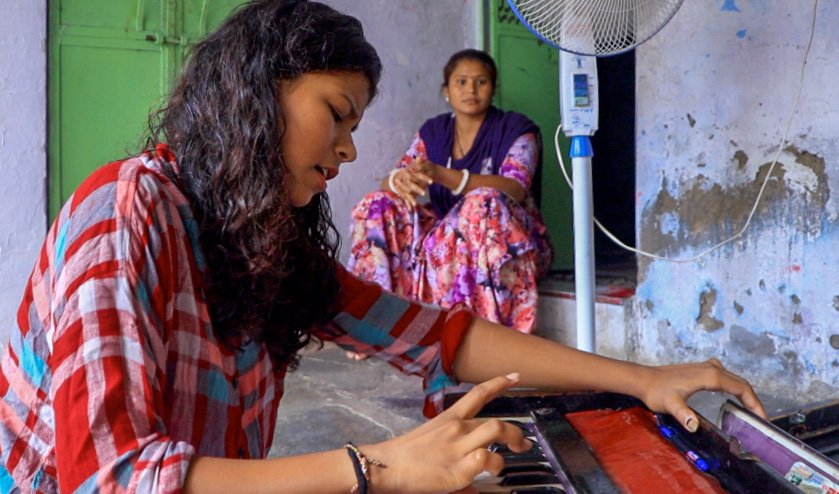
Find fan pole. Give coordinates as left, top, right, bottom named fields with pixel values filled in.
left=506, top=0, right=687, bottom=354
left=571, top=136, right=596, bottom=353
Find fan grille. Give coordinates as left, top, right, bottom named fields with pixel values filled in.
left=507, top=0, right=685, bottom=56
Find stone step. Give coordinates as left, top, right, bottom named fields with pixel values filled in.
left=536, top=275, right=636, bottom=360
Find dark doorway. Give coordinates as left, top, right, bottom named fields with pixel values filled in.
left=591, top=51, right=636, bottom=275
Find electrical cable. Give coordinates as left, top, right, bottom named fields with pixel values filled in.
left=553, top=0, right=819, bottom=264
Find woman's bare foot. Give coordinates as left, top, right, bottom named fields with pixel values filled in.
left=345, top=351, right=369, bottom=361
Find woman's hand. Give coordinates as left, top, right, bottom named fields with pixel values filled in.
left=406, top=157, right=439, bottom=183
left=638, top=358, right=766, bottom=432
left=364, top=373, right=531, bottom=494
left=388, top=158, right=436, bottom=209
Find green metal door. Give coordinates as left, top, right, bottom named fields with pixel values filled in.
left=489, top=0, right=573, bottom=270
left=49, top=0, right=245, bottom=218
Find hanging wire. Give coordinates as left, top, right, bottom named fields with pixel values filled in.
left=552, top=0, right=820, bottom=263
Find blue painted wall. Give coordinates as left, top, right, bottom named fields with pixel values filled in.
left=635, top=0, right=838, bottom=401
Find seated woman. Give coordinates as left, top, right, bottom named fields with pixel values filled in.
left=348, top=49, right=553, bottom=334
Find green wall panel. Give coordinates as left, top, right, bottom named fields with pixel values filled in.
left=181, top=0, right=246, bottom=39
left=49, top=0, right=246, bottom=219
left=58, top=0, right=164, bottom=32
left=489, top=0, right=573, bottom=270
left=57, top=42, right=165, bottom=202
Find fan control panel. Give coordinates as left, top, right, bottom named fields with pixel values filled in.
left=559, top=52, right=599, bottom=136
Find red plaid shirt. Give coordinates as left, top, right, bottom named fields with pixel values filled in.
left=0, top=145, right=473, bottom=493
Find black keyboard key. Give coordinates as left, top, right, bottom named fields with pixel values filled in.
left=499, top=462, right=554, bottom=477
left=500, top=472, right=561, bottom=487
left=511, top=488, right=565, bottom=494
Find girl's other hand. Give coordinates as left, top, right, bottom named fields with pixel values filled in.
left=639, top=358, right=766, bottom=433
left=363, top=373, right=530, bottom=494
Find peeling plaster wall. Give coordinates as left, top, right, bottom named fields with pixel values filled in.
left=0, top=3, right=47, bottom=345
left=0, top=1, right=480, bottom=345
left=635, top=0, right=839, bottom=401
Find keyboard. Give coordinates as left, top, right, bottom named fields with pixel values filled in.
left=448, top=391, right=804, bottom=493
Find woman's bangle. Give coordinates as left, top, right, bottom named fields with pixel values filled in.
left=387, top=169, right=401, bottom=193
left=344, top=442, right=385, bottom=494
left=452, top=169, right=470, bottom=195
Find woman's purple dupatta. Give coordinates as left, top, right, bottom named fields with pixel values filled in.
left=419, top=106, right=539, bottom=217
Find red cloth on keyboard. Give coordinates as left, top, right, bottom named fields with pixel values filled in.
left=566, top=407, right=727, bottom=493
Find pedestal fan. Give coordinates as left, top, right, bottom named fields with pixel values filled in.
left=506, top=0, right=685, bottom=352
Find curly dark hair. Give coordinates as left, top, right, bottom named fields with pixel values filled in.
left=146, top=0, right=382, bottom=370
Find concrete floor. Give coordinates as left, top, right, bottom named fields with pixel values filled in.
left=270, top=343, right=426, bottom=457
left=268, top=342, right=803, bottom=458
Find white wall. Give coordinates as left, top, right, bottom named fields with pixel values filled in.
left=323, top=1, right=481, bottom=262
left=0, top=2, right=47, bottom=343
left=635, top=0, right=839, bottom=400
left=0, top=1, right=480, bottom=344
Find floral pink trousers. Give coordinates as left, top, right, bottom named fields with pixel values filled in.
left=347, top=187, right=553, bottom=333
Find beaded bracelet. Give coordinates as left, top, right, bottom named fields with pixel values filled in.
left=344, top=442, right=386, bottom=494
left=452, top=169, right=470, bottom=195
